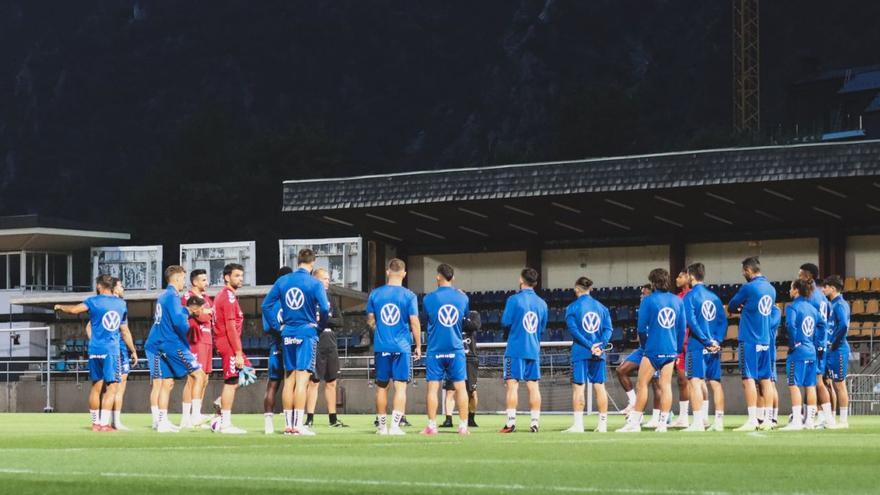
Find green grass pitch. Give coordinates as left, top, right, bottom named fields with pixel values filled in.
left=1, top=413, right=878, bottom=494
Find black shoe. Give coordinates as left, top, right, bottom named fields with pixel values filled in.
left=529, top=424, right=539, bottom=433
left=304, top=419, right=314, bottom=428
left=440, top=416, right=454, bottom=428
left=468, top=419, right=479, bottom=428
left=374, top=416, right=379, bottom=427
left=329, top=420, right=348, bottom=428
left=499, top=424, right=516, bottom=434
left=400, top=416, right=412, bottom=427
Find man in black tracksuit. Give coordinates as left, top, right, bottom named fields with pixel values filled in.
left=441, top=310, right=481, bottom=427
left=305, top=268, right=347, bottom=427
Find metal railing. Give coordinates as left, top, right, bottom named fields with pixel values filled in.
left=846, top=374, right=880, bottom=415
left=2, top=326, right=51, bottom=412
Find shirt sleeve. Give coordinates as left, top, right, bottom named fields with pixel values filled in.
left=260, top=282, right=282, bottom=321
left=83, top=296, right=96, bottom=314
left=564, top=305, right=590, bottom=349
left=601, top=307, right=613, bottom=347
left=785, top=305, right=798, bottom=348
left=407, top=292, right=418, bottom=317
left=637, top=298, right=649, bottom=350
left=501, top=298, right=513, bottom=328
left=683, top=293, right=711, bottom=346
left=675, top=299, right=687, bottom=354
left=728, top=284, right=747, bottom=312
left=830, top=302, right=849, bottom=349
left=365, top=292, right=375, bottom=316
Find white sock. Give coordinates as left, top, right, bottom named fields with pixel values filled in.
left=817, top=409, right=826, bottom=423
left=840, top=407, right=848, bottom=423
left=158, top=409, right=168, bottom=425
left=626, top=389, right=636, bottom=406
left=630, top=411, right=643, bottom=425
left=772, top=407, right=779, bottom=421
left=806, top=405, right=817, bottom=425
left=221, top=409, right=231, bottom=428
left=283, top=409, right=293, bottom=429
left=506, top=409, right=516, bottom=427
left=378, top=414, right=387, bottom=429
left=679, top=400, right=689, bottom=418
left=651, top=409, right=661, bottom=422
left=294, top=409, right=304, bottom=428
left=598, top=413, right=607, bottom=425
left=192, top=399, right=203, bottom=418
left=791, top=405, right=803, bottom=424
left=151, top=406, right=159, bottom=426
left=264, top=412, right=274, bottom=429
left=572, top=411, right=584, bottom=428
left=99, top=409, right=111, bottom=426
left=747, top=406, right=757, bottom=423
left=530, top=410, right=540, bottom=426
left=715, top=411, right=724, bottom=423
left=391, top=410, right=403, bottom=428
left=756, top=407, right=765, bottom=421
left=181, top=402, right=191, bottom=423
left=701, top=401, right=709, bottom=420
left=459, top=419, right=468, bottom=430
left=658, top=411, right=669, bottom=425
left=90, top=409, right=99, bottom=424
left=428, top=419, right=437, bottom=429
left=112, top=410, right=121, bottom=426
left=821, top=403, right=835, bottom=425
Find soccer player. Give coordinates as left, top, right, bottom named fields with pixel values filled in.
left=500, top=267, right=547, bottom=434
left=261, top=248, right=329, bottom=436
left=563, top=276, right=612, bottom=433
left=617, top=268, right=686, bottom=433
left=144, top=265, right=208, bottom=433
left=212, top=263, right=250, bottom=434
left=421, top=263, right=470, bottom=436
left=305, top=267, right=347, bottom=428
left=441, top=311, right=481, bottom=428
left=179, top=268, right=214, bottom=429
left=110, top=278, right=134, bottom=431
left=617, top=284, right=665, bottom=426
left=671, top=270, right=692, bottom=428
left=798, top=263, right=834, bottom=428
left=823, top=275, right=850, bottom=429
left=55, top=274, right=136, bottom=432
left=727, top=257, right=779, bottom=432
left=781, top=279, right=819, bottom=431
left=681, top=263, right=725, bottom=432
left=263, top=266, right=293, bottom=434
left=366, top=258, right=421, bottom=435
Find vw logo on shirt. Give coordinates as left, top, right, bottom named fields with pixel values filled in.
left=438, top=304, right=459, bottom=327
left=102, top=311, right=121, bottom=331
left=658, top=307, right=676, bottom=329
left=380, top=303, right=401, bottom=326
left=581, top=311, right=601, bottom=334
left=522, top=311, right=539, bottom=334
left=758, top=295, right=773, bottom=316
left=285, top=287, right=305, bottom=310
left=701, top=300, right=717, bottom=321
left=802, top=316, right=815, bottom=337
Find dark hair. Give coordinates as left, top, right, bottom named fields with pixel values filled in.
left=297, top=248, right=316, bottom=265
left=95, top=274, right=114, bottom=291
left=792, top=278, right=813, bottom=298
left=648, top=268, right=671, bottom=291
left=190, top=269, right=207, bottom=283
left=575, top=276, right=593, bottom=290
left=164, top=265, right=186, bottom=281
left=223, top=263, right=244, bottom=277
left=741, top=257, right=761, bottom=272
left=687, top=262, right=705, bottom=282
left=823, top=274, right=844, bottom=292
left=437, top=263, right=454, bottom=281
left=800, top=263, right=819, bottom=281
left=388, top=258, right=406, bottom=273
left=521, top=267, right=539, bottom=287
left=277, top=266, right=293, bottom=279
left=185, top=295, right=205, bottom=307
left=642, top=283, right=652, bottom=291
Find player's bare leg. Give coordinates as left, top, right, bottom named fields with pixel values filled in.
left=387, top=380, right=406, bottom=435
left=282, top=370, right=296, bottom=433
left=735, top=378, right=759, bottom=431
left=468, top=390, right=479, bottom=427
left=156, top=378, right=178, bottom=433
left=180, top=375, right=194, bottom=428
left=831, top=380, right=849, bottom=428
left=113, top=374, right=129, bottom=430
left=684, top=378, right=706, bottom=431
left=375, top=381, right=390, bottom=434
left=671, top=366, right=690, bottom=427
left=616, top=360, right=638, bottom=414
left=500, top=379, right=519, bottom=433
left=88, top=380, right=103, bottom=429
left=781, top=384, right=805, bottom=431
left=708, top=380, right=725, bottom=431
left=594, top=383, right=609, bottom=431
left=263, top=378, right=281, bottom=434
left=290, top=370, right=314, bottom=435
left=564, top=383, right=586, bottom=433
left=616, top=358, right=656, bottom=432
left=453, top=381, right=470, bottom=435
left=804, top=385, right=818, bottom=429
left=656, top=362, right=675, bottom=432
left=645, top=378, right=663, bottom=427
left=305, top=380, right=319, bottom=426
left=422, top=380, right=441, bottom=435
left=441, top=389, right=455, bottom=427
left=191, top=370, right=208, bottom=426
left=149, top=379, right=162, bottom=429
left=526, top=380, right=541, bottom=432
left=218, top=372, right=244, bottom=434
left=97, top=382, right=118, bottom=432
left=816, top=372, right=833, bottom=427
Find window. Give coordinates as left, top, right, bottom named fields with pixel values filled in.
left=9, top=254, right=20, bottom=288
left=92, top=246, right=163, bottom=290
left=279, top=238, right=362, bottom=290
left=180, top=242, right=256, bottom=287
left=26, top=252, right=47, bottom=288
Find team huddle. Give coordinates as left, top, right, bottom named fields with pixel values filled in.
left=55, top=249, right=852, bottom=434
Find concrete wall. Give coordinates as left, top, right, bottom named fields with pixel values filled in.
left=685, top=238, right=819, bottom=284
left=542, top=245, right=669, bottom=289
left=846, top=235, right=880, bottom=278
left=407, top=251, right=526, bottom=293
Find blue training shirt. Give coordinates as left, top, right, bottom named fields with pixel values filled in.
left=637, top=290, right=686, bottom=357
left=502, top=288, right=548, bottom=360
left=807, top=282, right=830, bottom=351
left=83, top=294, right=128, bottom=356
left=145, top=285, right=190, bottom=351
left=423, top=286, right=469, bottom=354
left=682, top=284, right=726, bottom=351
left=728, top=275, right=776, bottom=345
left=367, top=284, right=418, bottom=354
left=828, top=294, right=850, bottom=350
left=565, top=293, right=613, bottom=362
left=786, top=297, right=818, bottom=361
left=261, top=267, right=330, bottom=339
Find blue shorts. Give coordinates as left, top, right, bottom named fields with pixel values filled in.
left=738, top=342, right=772, bottom=380
left=815, top=350, right=827, bottom=375
left=268, top=339, right=284, bottom=381
left=282, top=335, right=318, bottom=373
left=427, top=351, right=467, bottom=382
left=686, top=349, right=707, bottom=379
left=375, top=352, right=412, bottom=383
left=147, top=344, right=201, bottom=380
left=645, top=354, right=676, bottom=372
left=119, top=351, right=130, bottom=376
left=625, top=348, right=644, bottom=365
left=89, top=353, right=121, bottom=384
left=703, top=351, right=722, bottom=382
left=826, top=347, right=849, bottom=382
left=504, top=356, right=540, bottom=381
left=572, top=359, right=605, bottom=385
left=787, top=357, right=817, bottom=387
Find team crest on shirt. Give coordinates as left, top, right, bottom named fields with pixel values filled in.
left=154, top=304, right=163, bottom=325
left=581, top=311, right=601, bottom=334
left=658, top=307, right=676, bottom=329
left=380, top=303, right=401, bottom=326
left=285, top=287, right=305, bottom=310
left=102, top=311, right=122, bottom=331
left=758, top=295, right=773, bottom=316
left=802, top=316, right=815, bottom=337
left=438, top=304, right=459, bottom=327
left=701, top=300, right=716, bottom=321
left=227, top=290, right=236, bottom=304
left=522, top=311, right=539, bottom=334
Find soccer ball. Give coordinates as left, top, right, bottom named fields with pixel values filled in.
left=209, top=415, right=222, bottom=432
